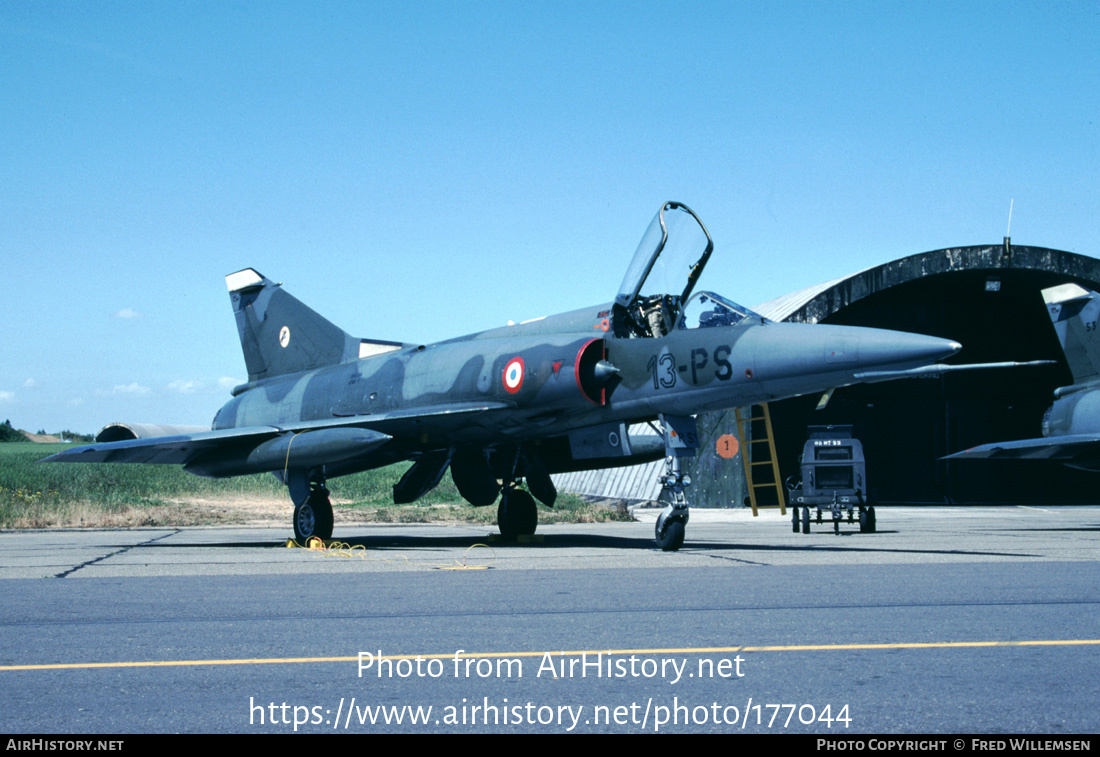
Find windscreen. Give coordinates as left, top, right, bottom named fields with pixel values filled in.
left=679, top=291, right=763, bottom=330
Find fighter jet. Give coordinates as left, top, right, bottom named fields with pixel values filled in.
left=947, top=283, right=1100, bottom=471
left=43, top=202, right=1030, bottom=550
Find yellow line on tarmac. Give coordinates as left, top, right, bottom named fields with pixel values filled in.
left=3, top=640, right=1100, bottom=672
left=742, top=640, right=1100, bottom=652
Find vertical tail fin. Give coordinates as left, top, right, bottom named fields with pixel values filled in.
left=1043, top=283, right=1100, bottom=385
left=226, top=269, right=361, bottom=382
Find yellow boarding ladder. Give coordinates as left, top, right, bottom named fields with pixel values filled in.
left=734, top=403, right=787, bottom=516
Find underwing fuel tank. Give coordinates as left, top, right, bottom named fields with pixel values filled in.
left=186, top=427, right=391, bottom=478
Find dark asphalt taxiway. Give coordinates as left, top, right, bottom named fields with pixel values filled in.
left=1, top=506, right=1098, bottom=733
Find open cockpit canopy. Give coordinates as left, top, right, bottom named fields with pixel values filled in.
left=614, top=201, right=760, bottom=337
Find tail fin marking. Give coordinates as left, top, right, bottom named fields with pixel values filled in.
left=226, top=268, right=362, bottom=383
left=1043, top=283, right=1100, bottom=386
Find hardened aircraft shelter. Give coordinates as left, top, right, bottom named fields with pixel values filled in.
left=554, top=241, right=1100, bottom=506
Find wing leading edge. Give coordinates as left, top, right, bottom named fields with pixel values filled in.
left=39, top=425, right=280, bottom=466
left=39, top=402, right=511, bottom=476
left=943, top=434, right=1100, bottom=463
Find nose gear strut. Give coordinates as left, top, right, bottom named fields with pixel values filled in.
left=654, top=414, right=697, bottom=551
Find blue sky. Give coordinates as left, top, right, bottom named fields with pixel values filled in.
left=2, top=1, right=1098, bottom=433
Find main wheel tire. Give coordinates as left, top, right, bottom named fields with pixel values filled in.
left=497, top=488, right=538, bottom=538
left=859, top=508, right=869, bottom=533
left=866, top=506, right=877, bottom=533
left=294, top=490, right=334, bottom=542
left=792, top=506, right=801, bottom=533
left=801, top=507, right=811, bottom=535
left=655, top=519, right=685, bottom=551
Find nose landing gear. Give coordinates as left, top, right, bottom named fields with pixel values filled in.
left=653, top=414, right=697, bottom=551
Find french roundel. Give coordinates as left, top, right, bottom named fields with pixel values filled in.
left=503, top=357, right=525, bottom=394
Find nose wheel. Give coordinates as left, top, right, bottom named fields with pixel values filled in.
left=655, top=512, right=686, bottom=551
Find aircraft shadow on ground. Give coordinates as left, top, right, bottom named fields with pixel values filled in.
left=134, top=529, right=1037, bottom=558
left=139, top=533, right=646, bottom=551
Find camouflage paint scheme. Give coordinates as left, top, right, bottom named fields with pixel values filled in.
left=45, top=202, right=1001, bottom=549
left=948, top=283, right=1100, bottom=470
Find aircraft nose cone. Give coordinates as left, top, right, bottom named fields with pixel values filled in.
left=726, top=322, right=969, bottom=410
left=836, top=328, right=960, bottom=370
left=895, top=332, right=961, bottom=364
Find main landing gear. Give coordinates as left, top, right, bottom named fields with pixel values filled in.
left=497, top=484, right=538, bottom=539
left=492, top=447, right=556, bottom=540
left=287, top=471, right=334, bottom=542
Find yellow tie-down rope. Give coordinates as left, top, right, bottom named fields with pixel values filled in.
left=284, top=537, right=495, bottom=570
left=282, top=432, right=299, bottom=481
left=432, top=543, right=495, bottom=570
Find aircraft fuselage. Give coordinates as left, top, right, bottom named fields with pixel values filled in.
left=212, top=301, right=958, bottom=461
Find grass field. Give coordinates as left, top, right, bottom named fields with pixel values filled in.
left=0, top=443, right=629, bottom=529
